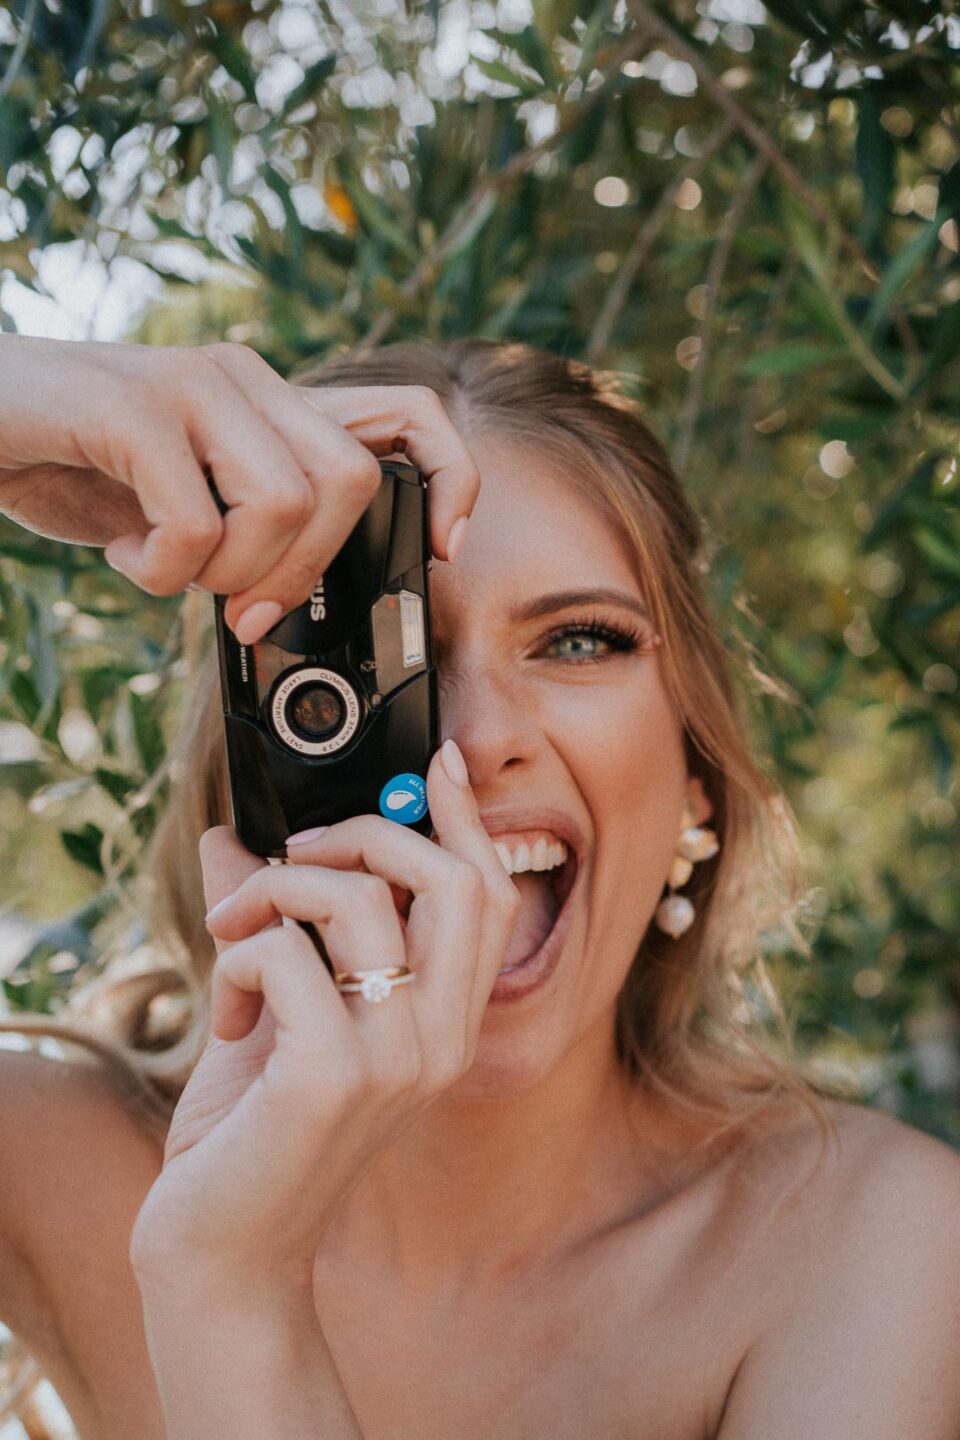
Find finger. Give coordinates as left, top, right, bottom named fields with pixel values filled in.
left=179, top=356, right=321, bottom=599
left=197, top=345, right=384, bottom=639
left=206, top=863, right=421, bottom=1061
left=97, top=399, right=225, bottom=595
left=205, top=863, right=407, bottom=977
left=103, top=364, right=313, bottom=607
left=422, top=741, right=521, bottom=1026
left=296, top=383, right=481, bottom=561
left=282, top=746, right=509, bottom=1048
left=284, top=811, right=466, bottom=893
left=199, top=825, right=275, bottom=1040
left=210, top=920, right=355, bottom=1054
left=199, top=826, right=271, bottom=954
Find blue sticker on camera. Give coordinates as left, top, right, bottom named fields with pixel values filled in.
left=379, top=773, right=428, bottom=825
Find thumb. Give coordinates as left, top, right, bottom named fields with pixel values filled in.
left=103, top=533, right=151, bottom=585
left=199, top=825, right=272, bottom=958
left=424, top=740, right=500, bottom=884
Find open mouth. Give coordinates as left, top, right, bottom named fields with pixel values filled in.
left=497, top=846, right=579, bottom=975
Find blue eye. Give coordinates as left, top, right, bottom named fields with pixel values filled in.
left=541, top=620, right=646, bottom=664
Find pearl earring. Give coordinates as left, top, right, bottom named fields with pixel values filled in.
left=654, top=803, right=720, bottom=939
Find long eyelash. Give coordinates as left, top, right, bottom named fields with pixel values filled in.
left=541, top=614, right=660, bottom=661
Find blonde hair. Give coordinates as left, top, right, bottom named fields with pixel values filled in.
left=1, top=338, right=844, bottom=1160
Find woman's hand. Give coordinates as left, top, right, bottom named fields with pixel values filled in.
left=128, top=739, right=520, bottom=1307
left=0, top=335, right=479, bottom=642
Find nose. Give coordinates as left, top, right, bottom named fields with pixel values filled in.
left=439, top=662, right=542, bottom=790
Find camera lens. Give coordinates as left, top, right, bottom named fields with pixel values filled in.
left=271, top=666, right=361, bottom=756
left=289, top=683, right=345, bottom=740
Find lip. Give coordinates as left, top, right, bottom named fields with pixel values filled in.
left=475, top=807, right=586, bottom=1005
left=488, top=857, right=582, bottom=1003
left=477, top=806, right=586, bottom=864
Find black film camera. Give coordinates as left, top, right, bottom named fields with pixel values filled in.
left=212, top=459, right=438, bottom=858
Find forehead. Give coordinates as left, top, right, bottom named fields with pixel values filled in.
left=431, top=432, right=640, bottom=614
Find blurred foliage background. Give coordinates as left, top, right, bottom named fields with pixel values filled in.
left=0, top=0, right=958, bottom=1166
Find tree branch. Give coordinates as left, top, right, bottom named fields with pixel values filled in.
left=674, top=151, right=770, bottom=477
left=585, top=116, right=736, bottom=364
left=622, top=0, right=920, bottom=371
left=356, top=24, right=655, bottom=353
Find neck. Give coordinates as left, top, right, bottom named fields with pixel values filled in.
left=326, top=1009, right=689, bottom=1295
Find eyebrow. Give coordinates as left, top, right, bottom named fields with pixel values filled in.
left=507, top=588, right=651, bottom=624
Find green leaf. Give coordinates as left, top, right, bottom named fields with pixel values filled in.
left=280, top=54, right=339, bottom=118
left=60, top=823, right=105, bottom=876
left=855, top=91, right=895, bottom=257
left=866, top=219, right=940, bottom=336
left=814, top=413, right=891, bottom=443
left=0, top=541, right=69, bottom=567
left=913, top=526, right=960, bottom=579
left=760, top=0, right=833, bottom=41
left=24, top=592, right=60, bottom=729
left=205, top=91, right=235, bottom=193
left=148, top=215, right=202, bottom=243
left=444, top=190, right=498, bottom=263
left=562, top=94, right=608, bottom=167
left=575, top=0, right=616, bottom=79
left=7, top=669, right=40, bottom=726
left=213, top=32, right=257, bottom=100
left=331, top=159, right=419, bottom=263
left=470, top=56, right=543, bottom=97
left=909, top=298, right=960, bottom=398
left=94, top=766, right=140, bottom=807
left=740, top=342, right=847, bottom=377
left=263, top=165, right=304, bottom=274
left=130, top=690, right=165, bottom=775
left=481, top=24, right=555, bottom=87
left=939, top=157, right=960, bottom=224
left=864, top=453, right=941, bottom=548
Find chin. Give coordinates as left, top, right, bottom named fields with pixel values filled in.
left=445, top=1029, right=564, bottom=1101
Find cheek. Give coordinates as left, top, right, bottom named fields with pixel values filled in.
left=555, top=673, right=686, bottom=820
left=556, top=676, right=688, bottom=933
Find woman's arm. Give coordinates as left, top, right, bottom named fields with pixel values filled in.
left=128, top=755, right=518, bottom=1435
left=716, top=1121, right=960, bottom=1439
left=0, top=335, right=479, bottom=641
left=136, top=1279, right=363, bottom=1440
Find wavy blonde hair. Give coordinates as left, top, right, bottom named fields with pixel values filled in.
left=1, top=337, right=845, bottom=1159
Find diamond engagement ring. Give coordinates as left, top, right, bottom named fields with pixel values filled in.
left=333, top=966, right=415, bottom=1003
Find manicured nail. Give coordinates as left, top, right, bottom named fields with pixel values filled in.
left=439, top=738, right=469, bottom=786
left=446, top=517, right=468, bottom=564
left=234, top=600, right=284, bottom=645
left=103, top=543, right=135, bottom=580
left=205, top=897, right=233, bottom=924
left=286, top=825, right=330, bottom=847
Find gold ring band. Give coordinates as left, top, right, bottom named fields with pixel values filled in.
left=334, top=966, right=415, bottom=1003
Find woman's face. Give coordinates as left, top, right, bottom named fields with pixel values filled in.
left=423, top=432, right=709, bottom=1097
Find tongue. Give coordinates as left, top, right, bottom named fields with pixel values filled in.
left=501, top=871, right=558, bottom=970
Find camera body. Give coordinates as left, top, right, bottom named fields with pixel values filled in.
left=213, top=459, right=438, bottom=857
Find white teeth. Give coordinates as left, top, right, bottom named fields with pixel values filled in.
left=491, top=837, right=569, bottom=876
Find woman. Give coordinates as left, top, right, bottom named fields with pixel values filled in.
left=0, top=334, right=958, bottom=1440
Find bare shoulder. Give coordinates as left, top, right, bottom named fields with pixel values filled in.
left=754, top=1095, right=960, bottom=1230
left=0, top=1045, right=164, bottom=1340
left=715, top=1099, right=960, bottom=1439
left=723, top=1096, right=960, bottom=1301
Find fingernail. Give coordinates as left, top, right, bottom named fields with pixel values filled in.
left=286, top=825, right=330, bottom=847
left=446, top=517, right=468, bottom=564
left=234, top=600, right=284, bottom=645
left=103, top=544, right=134, bottom=580
left=439, top=738, right=469, bottom=787
left=205, top=897, right=233, bottom=924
